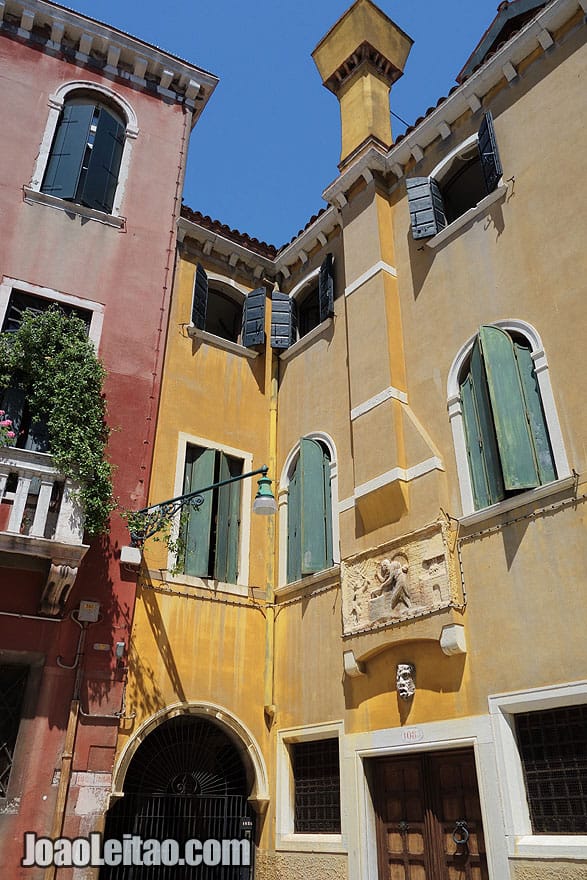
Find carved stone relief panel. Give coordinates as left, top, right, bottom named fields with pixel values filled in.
left=341, top=522, right=456, bottom=634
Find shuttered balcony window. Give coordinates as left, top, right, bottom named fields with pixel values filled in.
left=287, top=438, right=333, bottom=583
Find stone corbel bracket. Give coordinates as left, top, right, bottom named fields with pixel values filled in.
left=40, top=561, right=79, bottom=616
left=343, top=649, right=367, bottom=678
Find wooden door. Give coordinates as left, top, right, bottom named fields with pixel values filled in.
left=374, top=749, right=489, bottom=880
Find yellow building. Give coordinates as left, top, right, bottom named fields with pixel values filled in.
left=108, top=1, right=587, bottom=878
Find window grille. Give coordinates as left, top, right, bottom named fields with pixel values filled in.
left=292, top=738, right=341, bottom=833
left=0, top=665, right=29, bottom=797
left=515, top=704, right=587, bottom=833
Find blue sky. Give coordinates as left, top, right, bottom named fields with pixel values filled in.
left=68, top=0, right=501, bottom=246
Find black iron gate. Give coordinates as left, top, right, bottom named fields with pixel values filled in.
left=100, top=716, right=255, bottom=880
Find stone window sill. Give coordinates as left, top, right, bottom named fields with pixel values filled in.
left=187, top=325, right=259, bottom=359
left=23, top=187, right=125, bottom=228
left=275, top=564, right=340, bottom=599
left=426, top=185, right=508, bottom=249
left=279, top=318, right=333, bottom=362
left=459, top=474, right=575, bottom=528
left=276, top=833, right=346, bottom=854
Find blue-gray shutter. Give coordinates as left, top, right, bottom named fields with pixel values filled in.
left=191, top=264, right=208, bottom=330
left=270, top=292, right=297, bottom=349
left=406, top=176, right=447, bottom=239
left=80, top=108, right=125, bottom=213
left=318, top=254, right=335, bottom=323
left=41, top=102, right=94, bottom=200
left=479, top=325, right=539, bottom=491
left=477, top=111, right=502, bottom=194
left=241, top=288, right=266, bottom=347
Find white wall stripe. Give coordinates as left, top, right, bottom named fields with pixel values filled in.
left=339, top=457, right=444, bottom=512
left=344, top=260, right=397, bottom=298
left=351, top=385, right=408, bottom=420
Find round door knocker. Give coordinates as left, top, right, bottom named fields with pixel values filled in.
left=452, top=819, right=470, bottom=847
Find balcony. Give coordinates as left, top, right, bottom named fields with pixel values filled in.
left=0, top=447, right=89, bottom=615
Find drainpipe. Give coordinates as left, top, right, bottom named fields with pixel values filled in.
left=264, top=296, right=279, bottom=722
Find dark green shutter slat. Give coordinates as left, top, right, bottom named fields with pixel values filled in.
left=41, top=102, right=93, bottom=199
left=241, top=288, right=266, bottom=347
left=318, top=254, right=335, bottom=323
left=406, top=176, right=447, bottom=239
left=478, top=111, right=502, bottom=195
left=480, top=325, right=539, bottom=491
left=514, top=342, right=556, bottom=485
left=469, top=339, right=505, bottom=506
left=300, top=438, right=328, bottom=575
left=214, top=453, right=241, bottom=584
left=191, top=264, right=208, bottom=330
left=287, top=461, right=301, bottom=583
left=183, top=446, right=215, bottom=577
left=270, top=292, right=297, bottom=349
left=461, top=374, right=490, bottom=510
left=80, top=108, right=125, bottom=213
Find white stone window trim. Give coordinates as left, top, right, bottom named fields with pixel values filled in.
left=346, top=715, right=510, bottom=880
left=27, top=80, right=139, bottom=221
left=276, top=720, right=347, bottom=853
left=168, top=432, right=253, bottom=588
left=489, top=681, right=587, bottom=860
left=187, top=272, right=256, bottom=356
left=447, top=319, right=570, bottom=517
left=278, top=432, right=341, bottom=588
left=0, top=277, right=104, bottom=348
left=187, top=327, right=259, bottom=359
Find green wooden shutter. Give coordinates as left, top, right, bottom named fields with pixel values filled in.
left=214, top=453, right=242, bottom=584
left=478, top=111, right=502, bottom=195
left=318, top=254, right=335, bottom=323
left=322, top=449, right=333, bottom=567
left=479, top=325, right=539, bottom=491
left=514, top=342, right=556, bottom=485
left=80, top=107, right=125, bottom=213
left=41, top=102, right=94, bottom=199
left=406, top=176, right=447, bottom=239
left=191, top=264, right=208, bottom=330
left=241, top=288, right=266, bottom=347
left=287, top=459, right=301, bottom=583
left=300, top=438, right=328, bottom=575
left=183, top=446, right=215, bottom=577
left=460, top=338, right=505, bottom=509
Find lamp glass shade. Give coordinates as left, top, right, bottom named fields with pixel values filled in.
left=253, top=475, right=278, bottom=515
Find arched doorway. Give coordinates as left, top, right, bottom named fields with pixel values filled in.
left=100, top=715, right=255, bottom=879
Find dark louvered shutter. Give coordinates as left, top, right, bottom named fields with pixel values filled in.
left=241, top=288, right=266, bottom=347
left=270, top=292, right=297, bottom=349
left=318, top=254, right=335, bottom=323
left=41, top=102, right=94, bottom=200
left=477, top=111, right=502, bottom=195
left=80, top=108, right=125, bottom=213
left=191, top=264, right=208, bottom=330
left=406, top=177, right=447, bottom=239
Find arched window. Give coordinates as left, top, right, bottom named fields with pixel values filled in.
left=449, top=323, right=569, bottom=514
left=190, top=264, right=266, bottom=348
left=41, top=96, right=126, bottom=214
left=270, top=254, right=335, bottom=350
left=286, top=438, right=333, bottom=584
left=407, top=112, right=502, bottom=239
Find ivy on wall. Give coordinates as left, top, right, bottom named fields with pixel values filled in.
left=0, top=306, right=114, bottom=536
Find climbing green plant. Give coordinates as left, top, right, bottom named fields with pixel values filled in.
left=0, top=305, right=114, bottom=535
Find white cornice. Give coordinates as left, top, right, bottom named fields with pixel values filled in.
left=322, top=0, right=585, bottom=206
left=177, top=217, right=276, bottom=276
left=0, top=0, right=218, bottom=119
left=274, top=205, right=342, bottom=275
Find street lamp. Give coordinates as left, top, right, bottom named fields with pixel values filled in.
left=127, top=465, right=277, bottom=547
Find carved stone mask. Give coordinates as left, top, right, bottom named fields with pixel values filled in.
left=396, top=662, right=415, bottom=700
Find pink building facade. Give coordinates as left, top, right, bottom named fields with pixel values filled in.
left=0, top=2, right=217, bottom=875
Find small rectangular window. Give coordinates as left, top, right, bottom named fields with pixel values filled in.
left=0, top=665, right=29, bottom=797
left=515, top=704, right=587, bottom=833
left=291, top=738, right=341, bottom=834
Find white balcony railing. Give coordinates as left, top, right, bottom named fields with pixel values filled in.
left=0, top=447, right=86, bottom=559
